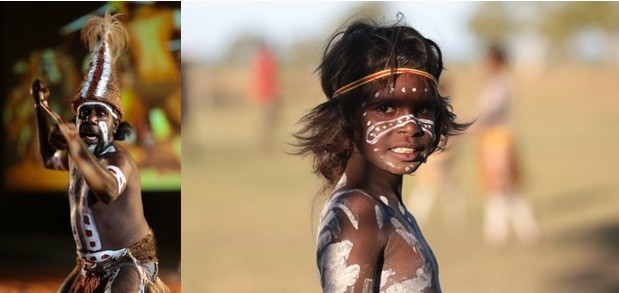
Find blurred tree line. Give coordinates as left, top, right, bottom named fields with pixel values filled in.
left=469, top=2, right=619, bottom=62
left=217, top=2, right=619, bottom=67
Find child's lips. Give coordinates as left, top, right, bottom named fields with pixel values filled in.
left=389, top=146, right=424, bottom=162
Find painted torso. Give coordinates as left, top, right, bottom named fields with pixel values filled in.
left=68, top=145, right=116, bottom=254
left=317, top=189, right=441, bottom=293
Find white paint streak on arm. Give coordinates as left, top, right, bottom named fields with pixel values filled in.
left=320, top=240, right=361, bottom=293
left=375, top=205, right=383, bottom=229
left=384, top=266, right=432, bottom=293
left=334, top=203, right=359, bottom=230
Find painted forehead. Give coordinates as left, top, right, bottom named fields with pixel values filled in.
left=371, top=74, right=435, bottom=100
left=77, top=102, right=119, bottom=118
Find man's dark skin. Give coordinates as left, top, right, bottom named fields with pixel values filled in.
left=32, top=80, right=151, bottom=290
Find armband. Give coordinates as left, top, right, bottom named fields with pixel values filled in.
left=106, top=165, right=127, bottom=194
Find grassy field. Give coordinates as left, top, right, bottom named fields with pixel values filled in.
left=182, top=62, right=619, bottom=293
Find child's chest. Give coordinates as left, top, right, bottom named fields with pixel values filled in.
left=379, top=205, right=441, bottom=292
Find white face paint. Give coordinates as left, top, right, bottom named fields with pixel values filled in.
left=98, top=121, right=109, bottom=146
left=365, top=114, right=435, bottom=145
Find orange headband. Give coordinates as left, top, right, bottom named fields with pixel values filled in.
left=332, top=68, right=438, bottom=98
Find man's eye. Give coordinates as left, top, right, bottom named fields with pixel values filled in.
left=97, top=111, right=107, bottom=117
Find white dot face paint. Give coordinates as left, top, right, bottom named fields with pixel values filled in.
left=357, top=74, right=438, bottom=175
left=365, top=114, right=435, bottom=145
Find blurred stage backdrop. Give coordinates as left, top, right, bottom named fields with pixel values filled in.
left=1, top=1, right=181, bottom=192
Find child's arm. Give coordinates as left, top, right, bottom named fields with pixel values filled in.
left=31, top=80, right=69, bottom=171
left=317, top=192, right=387, bottom=292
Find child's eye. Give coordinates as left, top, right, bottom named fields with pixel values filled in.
left=97, top=110, right=107, bottom=117
left=377, top=104, right=395, bottom=114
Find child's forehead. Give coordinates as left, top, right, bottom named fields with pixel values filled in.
left=370, top=74, right=435, bottom=101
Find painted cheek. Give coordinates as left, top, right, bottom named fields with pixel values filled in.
left=98, top=121, right=109, bottom=145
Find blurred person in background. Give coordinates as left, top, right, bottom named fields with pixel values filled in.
left=471, top=44, right=541, bottom=248
left=406, top=80, right=468, bottom=229
left=249, top=40, right=280, bottom=152
left=294, top=14, right=470, bottom=292
left=32, top=12, right=168, bottom=292
left=406, top=141, right=467, bottom=229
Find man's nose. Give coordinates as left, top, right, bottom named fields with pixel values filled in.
left=87, top=110, right=98, bottom=123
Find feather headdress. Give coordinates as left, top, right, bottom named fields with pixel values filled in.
left=71, top=11, right=129, bottom=119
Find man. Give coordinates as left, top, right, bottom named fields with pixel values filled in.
left=32, top=12, right=168, bottom=292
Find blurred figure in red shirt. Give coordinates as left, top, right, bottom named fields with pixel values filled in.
left=250, top=41, right=280, bottom=152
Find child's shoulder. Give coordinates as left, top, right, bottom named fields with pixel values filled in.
left=325, top=189, right=390, bottom=220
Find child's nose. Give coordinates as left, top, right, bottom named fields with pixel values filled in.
left=397, top=117, right=423, bottom=137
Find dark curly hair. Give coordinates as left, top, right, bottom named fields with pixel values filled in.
left=292, top=14, right=470, bottom=191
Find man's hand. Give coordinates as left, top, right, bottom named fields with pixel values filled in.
left=56, top=120, right=79, bottom=146
left=31, top=79, right=50, bottom=108
left=50, top=123, right=69, bottom=150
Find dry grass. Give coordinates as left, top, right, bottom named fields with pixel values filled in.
left=182, top=63, right=619, bottom=292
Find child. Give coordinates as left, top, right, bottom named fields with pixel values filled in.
left=293, top=15, right=469, bottom=292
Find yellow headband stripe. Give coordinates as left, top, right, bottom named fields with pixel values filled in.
left=332, top=68, right=437, bottom=98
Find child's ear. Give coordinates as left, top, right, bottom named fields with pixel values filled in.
left=113, top=119, right=119, bottom=133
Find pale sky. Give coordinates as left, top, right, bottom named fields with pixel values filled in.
left=182, top=1, right=481, bottom=63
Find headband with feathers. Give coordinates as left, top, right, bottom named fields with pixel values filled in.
left=72, top=11, right=129, bottom=119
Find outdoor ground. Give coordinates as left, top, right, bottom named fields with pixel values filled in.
left=182, top=62, right=619, bottom=292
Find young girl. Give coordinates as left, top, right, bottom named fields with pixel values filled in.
left=293, top=15, right=469, bottom=292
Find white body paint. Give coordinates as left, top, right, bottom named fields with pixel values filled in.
left=106, top=165, right=127, bottom=194
left=317, top=189, right=440, bottom=292
left=384, top=267, right=432, bottom=293
left=68, top=145, right=117, bottom=253
left=365, top=114, right=434, bottom=145
left=320, top=240, right=361, bottom=293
